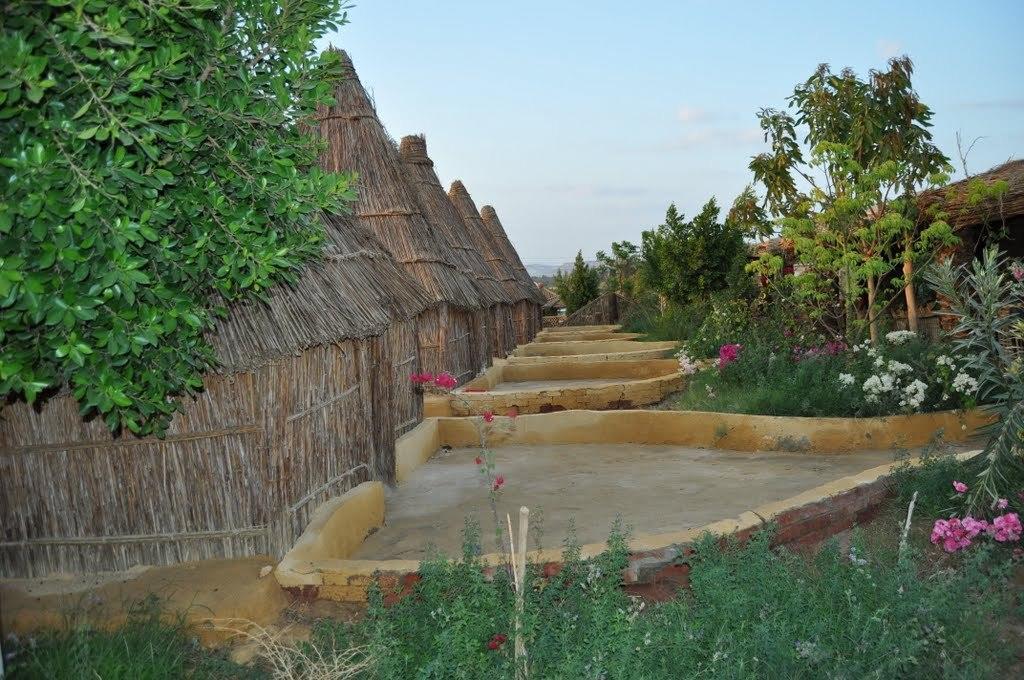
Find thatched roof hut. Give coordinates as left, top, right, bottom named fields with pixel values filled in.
left=0, top=211, right=431, bottom=577
left=315, top=49, right=481, bottom=311
left=918, top=159, right=1024, bottom=262
left=479, top=204, right=544, bottom=343
left=479, top=205, right=546, bottom=306
left=448, top=181, right=537, bottom=302
left=398, top=135, right=509, bottom=306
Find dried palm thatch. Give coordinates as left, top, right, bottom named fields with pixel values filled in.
left=448, top=180, right=535, bottom=303
left=917, top=159, right=1024, bottom=232
left=399, top=135, right=509, bottom=306
left=479, top=205, right=546, bottom=306
left=565, top=291, right=624, bottom=326
left=315, top=49, right=481, bottom=311
left=0, top=212, right=431, bottom=578
left=479, top=205, right=544, bottom=343
left=398, top=134, right=504, bottom=372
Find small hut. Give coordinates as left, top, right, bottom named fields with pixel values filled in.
left=918, top=159, right=1024, bottom=265
left=316, top=50, right=483, bottom=399
left=479, top=205, right=546, bottom=344
left=448, top=181, right=535, bottom=354
left=398, top=135, right=510, bottom=375
left=0, top=211, right=431, bottom=578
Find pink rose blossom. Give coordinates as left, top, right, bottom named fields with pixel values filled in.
left=997, top=498, right=1009, bottom=510
left=952, top=480, right=968, bottom=493
left=482, top=410, right=494, bottom=423
left=505, top=407, right=518, bottom=419
left=492, top=474, right=505, bottom=491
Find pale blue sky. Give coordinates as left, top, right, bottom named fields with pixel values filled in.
left=322, top=1, right=1024, bottom=266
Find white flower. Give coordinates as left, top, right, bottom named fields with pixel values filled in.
left=863, top=373, right=896, bottom=395
left=837, top=373, right=856, bottom=387
left=886, top=360, right=912, bottom=375
left=885, top=330, right=917, bottom=345
left=951, top=371, right=979, bottom=395
left=899, top=379, right=928, bottom=411
left=936, top=354, right=956, bottom=370
left=676, top=350, right=699, bottom=375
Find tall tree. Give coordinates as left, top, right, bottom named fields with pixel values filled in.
left=596, top=240, right=639, bottom=295
left=637, top=199, right=746, bottom=306
left=554, top=251, right=600, bottom=314
left=748, top=57, right=954, bottom=342
left=0, top=0, right=355, bottom=435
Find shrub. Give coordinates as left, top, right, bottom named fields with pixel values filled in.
left=314, top=524, right=1016, bottom=678
left=676, top=332, right=980, bottom=417
left=1, top=0, right=354, bottom=435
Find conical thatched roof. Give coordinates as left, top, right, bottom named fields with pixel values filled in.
left=314, top=50, right=481, bottom=311
left=479, top=204, right=546, bottom=305
left=210, top=211, right=431, bottom=372
left=398, top=135, right=509, bottom=306
left=448, top=180, right=537, bottom=303
left=917, top=159, right=1024, bottom=230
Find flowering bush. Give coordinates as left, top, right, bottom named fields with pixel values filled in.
left=676, top=330, right=980, bottom=417
left=717, top=343, right=742, bottom=368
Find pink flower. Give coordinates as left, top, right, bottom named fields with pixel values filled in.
left=717, top=343, right=742, bottom=369
left=482, top=410, right=494, bottom=423
left=997, top=498, right=1009, bottom=510
left=1012, top=262, right=1024, bottom=282
left=987, top=513, right=1022, bottom=542
left=474, top=455, right=483, bottom=465
left=487, top=633, right=507, bottom=651
left=492, top=474, right=505, bottom=491
left=952, top=480, right=968, bottom=493
left=410, top=372, right=434, bottom=385
left=962, top=516, right=988, bottom=537
left=930, top=517, right=975, bottom=552
left=433, top=372, right=458, bottom=390
left=505, top=407, right=518, bottom=419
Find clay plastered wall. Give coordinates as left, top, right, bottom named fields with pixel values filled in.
left=435, top=408, right=993, bottom=452
left=450, top=363, right=684, bottom=416
left=511, top=339, right=677, bottom=357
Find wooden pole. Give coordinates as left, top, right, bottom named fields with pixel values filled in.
left=515, top=506, right=529, bottom=679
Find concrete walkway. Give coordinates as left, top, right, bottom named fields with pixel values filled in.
left=353, top=443, right=899, bottom=560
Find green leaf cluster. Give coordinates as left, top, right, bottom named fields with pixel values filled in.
left=637, top=198, right=746, bottom=306
left=554, top=251, right=600, bottom=314
left=1, top=0, right=355, bottom=435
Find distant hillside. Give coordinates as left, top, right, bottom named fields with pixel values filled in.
left=526, top=260, right=598, bottom=277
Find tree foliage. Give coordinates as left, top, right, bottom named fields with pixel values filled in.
left=0, top=0, right=355, bottom=435
left=637, top=199, right=745, bottom=306
left=747, top=57, right=955, bottom=342
left=595, top=240, right=639, bottom=295
left=554, top=251, right=600, bottom=314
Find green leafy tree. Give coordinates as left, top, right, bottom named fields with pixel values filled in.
left=1, top=0, right=355, bottom=435
left=748, top=57, right=955, bottom=342
left=596, top=240, right=639, bottom=295
left=555, top=251, right=600, bottom=314
left=637, top=199, right=746, bottom=306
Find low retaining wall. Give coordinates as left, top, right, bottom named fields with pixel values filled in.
left=437, top=359, right=683, bottom=416
left=275, top=409, right=989, bottom=602
left=440, top=408, right=992, bottom=453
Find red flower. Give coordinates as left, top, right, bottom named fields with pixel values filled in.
left=482, top=410, right=494, bottom=423
left=492, top=474, right=505, bottom=491
left=474, top=456, right=483, bottom=465
left=487, top=633, right=507, bottom=651
left=410, top=372, right=434, bottom=385
left=433, top=372, right=458, bottom=390
left=505, top=407, right=518, bottom=419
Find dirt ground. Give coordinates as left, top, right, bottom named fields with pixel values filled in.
left=353, top=443, right=899, bottom=560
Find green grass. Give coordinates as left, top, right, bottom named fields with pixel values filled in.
left=5, top=598, right=255, bottom=680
